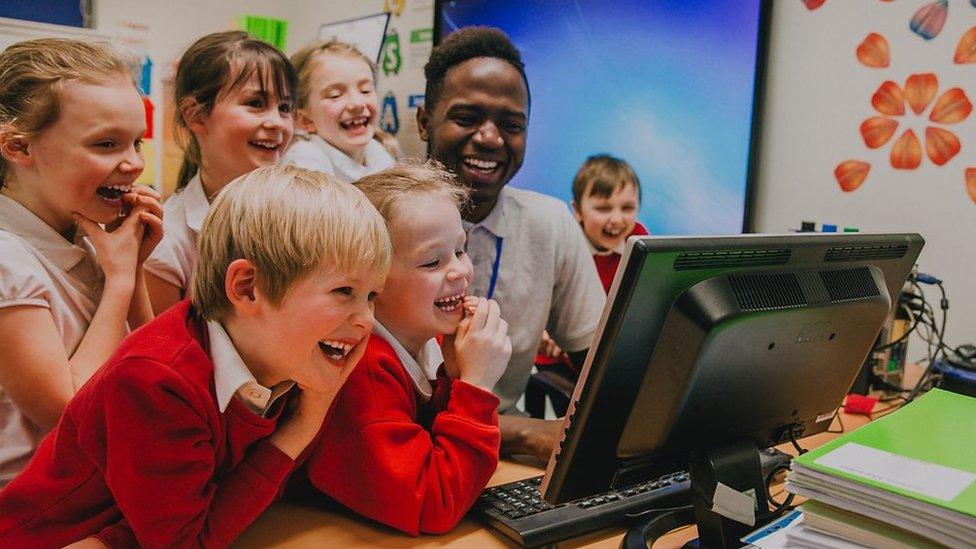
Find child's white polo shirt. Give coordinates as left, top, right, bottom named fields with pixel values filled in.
left=144, top=174, right=208, bottom=292
left=0, top=193, right=103, bottom=486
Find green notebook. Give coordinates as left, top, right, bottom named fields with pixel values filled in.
left=795, top=389, right=976, bottom=517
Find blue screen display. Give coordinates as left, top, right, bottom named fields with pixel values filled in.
left=438, top=0, right=764, bottom=234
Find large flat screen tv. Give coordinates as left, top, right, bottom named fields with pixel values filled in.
left=435, top=0, right=771, bottom=234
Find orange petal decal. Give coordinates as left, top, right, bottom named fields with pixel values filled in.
left=966, top=168, right=976, bottom=203
left=930, top=88, right=973, bottom=123
left=904, top=73, right=938, bottom=115
left=924, top=127, right=960, bottom=166
left=860, top=117, right=899, bottom=148
left=835, top=161, right=870, bottom=192
left=871, top=81, right=905, bottom=116
left=955, top=26, right=976, bottom=64
left=857, top=33, right=890, bottom=68
left=890, top=130, right=921, bottom=170
left=802, top=0, right=827, bottom=9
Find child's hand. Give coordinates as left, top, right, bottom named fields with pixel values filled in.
left=121, top=186, right=164, bottom=264
left=447, top=296, right=511, bottom=391
left=537, top=330, right=563, bottom=358
left=74, top=208, right=146, bottom=288
left=269, top=386, right=335, bottom=460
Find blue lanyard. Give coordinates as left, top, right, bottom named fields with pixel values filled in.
left=486, top=236, right=503, bottom=299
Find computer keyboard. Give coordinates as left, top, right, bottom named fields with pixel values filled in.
left=470, top=447, right=792, bottom=547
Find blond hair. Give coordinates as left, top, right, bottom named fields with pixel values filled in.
left=174, top=31, right=297, bottom=191
left=0, top=38, right=135, bottom=188
left=571, top=154, right=643, bottom=204
left=354, top=160, right=468, bottom=225
left=290, top=39, right=377, bottom=111
left=192, top=165, right=391, bottom=320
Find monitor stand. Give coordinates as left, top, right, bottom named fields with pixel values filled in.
left=621, top=439, right=772, bottom=549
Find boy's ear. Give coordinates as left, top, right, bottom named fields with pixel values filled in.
left=571, top=200, right=583, bottom=223
left=416, top=105, right=430, bottom=142
left=180, top=97, right=207, bottom=136
left=225, top=259, right=261, bottom=315
left=0, top=130, right=32, bottom=167
left=294, top=109, right=317, bottom=133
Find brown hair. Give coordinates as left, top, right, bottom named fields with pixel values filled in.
left=173, top=31, right=297, bottom=191
left=0, top=38, right=134, bottom=188
left=571, top=154, right=642, bottom=204
left=290, top=39, right=377, bottom=112
left=354, top=160, right=469, bottom=225
left=192, top=165, right=391, bottom=320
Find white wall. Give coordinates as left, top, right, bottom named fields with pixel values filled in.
left=754, top=2, right=976, bottom=356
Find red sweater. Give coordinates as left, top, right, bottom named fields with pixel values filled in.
left=305, top=334, right=500, bottom=535
left=0, top=301, right=304, bottom=548
left=593, top=222, right=649, bottom=293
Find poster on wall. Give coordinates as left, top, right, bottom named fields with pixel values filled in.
left=319, top=12, right=391, bottom=64
left=436, top=0, right=769, bottom=236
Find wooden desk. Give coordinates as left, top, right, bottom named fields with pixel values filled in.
left=235, top=412, right=871, bottom=548
left=237, top=380, right=915, bottom=548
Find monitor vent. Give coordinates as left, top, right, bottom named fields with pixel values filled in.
left=819, top=267, right=880, bottom=302
left=674, top=248, right=791, bottom=270
left=729, top=273, right=806, bottom=310
left=824, top=244, right=909, bottom=262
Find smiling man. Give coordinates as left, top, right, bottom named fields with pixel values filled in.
left=416, top=27, right=605, bottom=462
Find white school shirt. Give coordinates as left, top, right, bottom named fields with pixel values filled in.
left=0, top=193, right=103, bottom=487
left=462, top=186, right=606, bottom=414
left=144, top=174, right=209, bottom=292
left=371, top=322, right=444, bottom=400
left=283, top=133, right=395, bottom=183
left=207, top=320, right=294, bottom=417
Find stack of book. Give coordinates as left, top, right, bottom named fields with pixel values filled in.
left=784, top=389, right=976, bottom=549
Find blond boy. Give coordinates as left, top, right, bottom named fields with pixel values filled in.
left=0, top=166, right=390, bottom=547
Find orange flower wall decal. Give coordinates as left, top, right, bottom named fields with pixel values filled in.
left=966, top=168, right=976, bottom=203
left=835, top=160, right=872, bottom=191
left=858, top=74, right=971, bottom=170
left=858, top=33, right=891, bottom=67
left=956, top=26, right=976, bottom=63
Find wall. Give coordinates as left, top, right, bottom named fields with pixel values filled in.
left=754, top=1, right=976, bottom=357
left=88, top=0, right=430, bottom=192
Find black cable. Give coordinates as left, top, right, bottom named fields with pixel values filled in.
left=788, top=429, right=807, bottom=455
left=763, top=463, right=795, bottom=517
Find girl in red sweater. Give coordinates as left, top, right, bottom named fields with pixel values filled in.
left=306, top=161, right=512, bottom=535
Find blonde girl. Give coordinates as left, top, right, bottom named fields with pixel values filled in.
left=285, top=39, right=394, bottom=182
left=0, top=38, right=163, bottom=485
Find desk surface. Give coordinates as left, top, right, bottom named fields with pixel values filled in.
left=236, top=392, right=903, bottom=548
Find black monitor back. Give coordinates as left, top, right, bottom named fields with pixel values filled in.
left=542, top=233, right=924, bottom=504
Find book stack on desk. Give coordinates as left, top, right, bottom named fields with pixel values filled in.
left=784, top=389, right=976, bottom=549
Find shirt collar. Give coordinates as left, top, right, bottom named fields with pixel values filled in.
left=183, top=174, right=209, bottom=234
left=462, top=186, right=508, bottom=238
left=207, top=319, right=294, bottom=415
left=586, top=235, right=627, bottom=256
left=0, top=193, right=89, bottom=271
left=372, top=322, right=443, bottom=400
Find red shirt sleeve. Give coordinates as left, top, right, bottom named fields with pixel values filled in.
left=306, top=341, right=501, bottom=535
left=90, top=359, right=296, bottom=548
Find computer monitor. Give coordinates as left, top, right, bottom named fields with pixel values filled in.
left=540, top=233, right=924, bottom=545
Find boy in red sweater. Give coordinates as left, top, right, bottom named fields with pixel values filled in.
left=306, top=161, right=511, bottom=535
left=571, top=154, right=649, bottom=293
left=537, top=155, right=648, bottom=365
left=0, top=165, right=391, bottom=547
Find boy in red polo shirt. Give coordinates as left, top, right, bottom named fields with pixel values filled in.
left=306, top=161, right=511, bottom=535
left=571, top=154, right=649, bottom=293
left=0, top=166, right=391, bottom=547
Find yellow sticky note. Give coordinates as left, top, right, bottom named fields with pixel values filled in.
left=136, top=140, right=155, bottom=187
